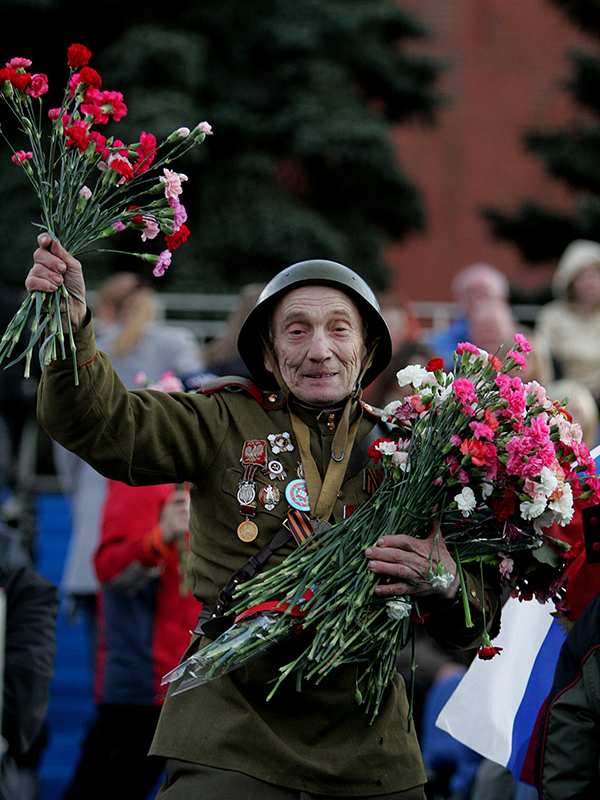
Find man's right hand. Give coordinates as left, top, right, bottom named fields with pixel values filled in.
left=26, top=233, right=88, bottom=331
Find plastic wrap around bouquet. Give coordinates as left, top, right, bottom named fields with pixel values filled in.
left=0, top=44, right=211, bottom=383
left=163, top=335, right=600, bottom=720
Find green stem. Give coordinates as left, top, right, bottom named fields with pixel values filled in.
left=453, top=545, right=473, bottom=628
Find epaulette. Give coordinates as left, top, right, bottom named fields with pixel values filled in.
left=200, top=375, right=286, bottom=409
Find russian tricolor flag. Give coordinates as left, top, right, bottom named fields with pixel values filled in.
left=435, top=596, right=565, bottom=784
left=435, top=444, right=600, bottom=785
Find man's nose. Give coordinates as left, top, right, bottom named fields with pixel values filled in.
left=307, top=330, right=331, bottom=360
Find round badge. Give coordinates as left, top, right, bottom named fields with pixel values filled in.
left=237, top=520, right=258, bottom=542
left=285, top=478, right=311, bottom=512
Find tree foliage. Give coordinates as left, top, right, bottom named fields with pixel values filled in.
left=0, top=0, right=443, bottom=293
left=484, top=0, right=600, bottom=264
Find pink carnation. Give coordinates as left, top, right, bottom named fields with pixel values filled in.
left=508, top=349, right=527, bottom=370
left=514, top=332, right=533, bottom=354
left=25, top=73, right=48, bottom=98
left=469, top=421, right=496, bottom=441
left=453, top=378, right=478, bottom=406
left=169, top=197, right=188, bottom=231
left=160, top=168, right=186, bottom=200
left=7, top=57, right=32, bottom=69
left=457, top=341, right=480, bottom=356
left=11, top=150, right=33, bottom=164
left=153, top=250, right=172, bottom=277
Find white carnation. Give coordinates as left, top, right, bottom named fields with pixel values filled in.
left=455, top=486, right=476, bottom=517
left=548, top=482, right=574, bottom=526
left=430, top=571, right=455, bottom=589
left=386, top=598, right=412, bottom=621
left=396, top=365, right=429, bottom=388
left=520, top=496, right=547, bottom=520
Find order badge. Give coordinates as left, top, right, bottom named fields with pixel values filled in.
left=285, top=478, right=310, bottom=512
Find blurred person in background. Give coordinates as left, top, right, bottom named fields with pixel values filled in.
left=62, top=480, right=200, bottom=800
left=202, top=283, right=264, bottom=379
left=0, top=520, right=58, bottom=800
left=55, top=272, right=203, bottom=664
left=468, top=297, right=554, bottom=386
left=536, top=239, right=600, bottom=411
left=426, top=263, right=510, bottom=370
left=368, top=341, right=437, bottom=410
left=546, top=379, right=599, bottom=450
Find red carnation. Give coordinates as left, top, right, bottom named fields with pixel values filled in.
left=165, top=224, right=190, bottom=251
left=64, top=120, right=90, bottom=152
left=367, top=438, right=385, bottom=463
left=79, top=66, right=102, bottom=89
left=134, top=132, right=157, bottom=174
left=5, top=66, right=32, bottom=91
left=427, top=357, right=444, bottom=372
left=67, top=43, right=92, bottom=69
left=477, top=645, right=502, bottom=660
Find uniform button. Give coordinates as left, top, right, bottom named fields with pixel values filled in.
left=593, top=542, right=600, bottom=551
left=268, top=394, right=278, bottom=403
left=590, top=516, right=598, bottom=526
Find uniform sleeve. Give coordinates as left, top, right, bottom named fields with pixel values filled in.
left=37, top=317, right=230, bottom=487
left=94, top=481, right=173, bottom=583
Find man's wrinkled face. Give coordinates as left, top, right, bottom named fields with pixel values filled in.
left=264, top=286, right=367, bottom=406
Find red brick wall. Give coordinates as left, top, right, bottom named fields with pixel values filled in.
left=387, top=0, right=596, bottom=304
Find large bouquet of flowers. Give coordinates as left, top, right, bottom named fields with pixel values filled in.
left=162, top=336, right=600, bottom=720
left=0, top=43, right=211, bottom=382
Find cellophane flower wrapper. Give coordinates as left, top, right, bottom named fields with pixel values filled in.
left=162, top=336, right=600, bottom=720
left=163, top=611, right=297, bottom=695
left=0, top=44, right=211, bottom=383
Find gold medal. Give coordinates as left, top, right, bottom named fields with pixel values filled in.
left=237, top=519, right=258, bottom=542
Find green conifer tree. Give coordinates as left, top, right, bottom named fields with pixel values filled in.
left=484, top=0, right=600, bottom=265
left=0, top=0, right=442, bottom=292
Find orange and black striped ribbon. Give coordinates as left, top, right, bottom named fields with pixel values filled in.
left=284, top=508, right=315, bottom=546
left=363, top=468, right=383, bottom=496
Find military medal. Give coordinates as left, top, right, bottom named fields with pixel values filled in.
left=285, top=478, right=310, bottom=512
left=237, top=439, right=267, bottom=519
left=237, top=519, right=258, bottom=542
left=264, top=459, right=287, bottom=481
left=241, top=439, right=267, bottom=465
left=268, top=432, right=294, bottom=455
left=259, top=485, right=280, bottom=511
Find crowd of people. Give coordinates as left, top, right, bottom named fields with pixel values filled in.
left=1, top=235, right=600, bottom=800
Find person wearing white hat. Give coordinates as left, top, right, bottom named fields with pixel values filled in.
left=536, top=239, right=600, bottom=408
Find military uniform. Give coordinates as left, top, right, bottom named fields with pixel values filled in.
left=38, top=318, right=494, bottom=797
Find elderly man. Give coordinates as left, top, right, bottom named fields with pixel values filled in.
left=27, top=235, right=498, bottom=800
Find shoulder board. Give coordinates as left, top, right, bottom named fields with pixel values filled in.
left=200, top=375, right=286, bottom=409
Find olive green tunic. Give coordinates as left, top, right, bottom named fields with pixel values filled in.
left=37, top=318, right=493, bottom=797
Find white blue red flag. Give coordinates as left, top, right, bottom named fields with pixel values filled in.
left=435, top=444, right=600, bottom=785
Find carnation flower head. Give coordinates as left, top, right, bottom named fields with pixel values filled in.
left=153, top=249, right=172, bottom=277
left=514, top=332, right=533, bottom=354
left=67, top=43, right=92, bottom=70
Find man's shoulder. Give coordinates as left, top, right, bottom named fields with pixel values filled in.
left=199, top=375, right=286, bottom=410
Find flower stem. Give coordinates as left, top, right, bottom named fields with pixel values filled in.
left=453, top=544, right=473, bottom=628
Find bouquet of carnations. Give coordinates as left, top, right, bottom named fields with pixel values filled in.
left=162, top=334, right=600, bottom=720
left=0, top=43, right=211, bottom=383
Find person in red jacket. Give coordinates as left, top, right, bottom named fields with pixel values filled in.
left=63, top=481, right=201, bottom=800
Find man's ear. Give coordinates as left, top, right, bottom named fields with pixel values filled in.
left=263, top=344, right=274, bottom=374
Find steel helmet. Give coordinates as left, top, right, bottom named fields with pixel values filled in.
left=237, top=259, right=392, bottom=390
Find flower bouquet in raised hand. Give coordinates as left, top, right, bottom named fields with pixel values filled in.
left=0, top=43, right=212, bottom=383
left=162, top=334, right=600, bottom=720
